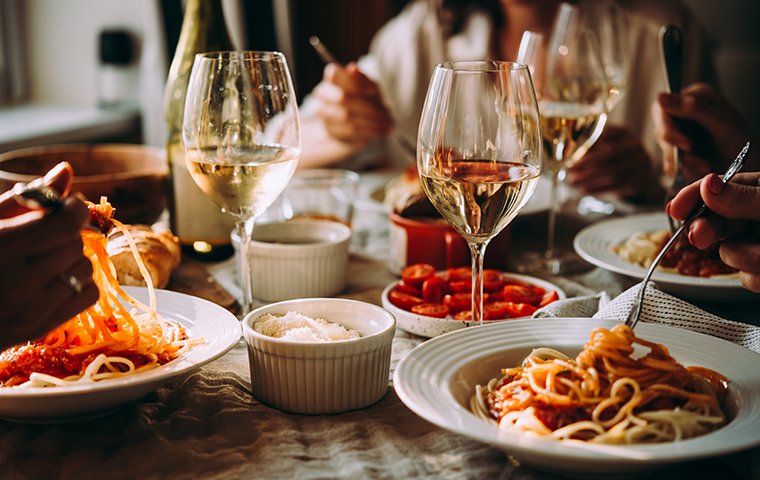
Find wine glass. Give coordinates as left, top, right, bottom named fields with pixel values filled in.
left=577, top=0, right=632, bottom=215
left=182, top=51, right=300, bottom=315
left=417, top=61, right=542, bottom=325
left=516, top=4, right=608, bottom=275
left=588, top=0, right=631, bottom=112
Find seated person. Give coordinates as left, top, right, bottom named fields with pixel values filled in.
left=659, top=83, right=759, bottom=292
left=300, top=0, right=714, bottom=203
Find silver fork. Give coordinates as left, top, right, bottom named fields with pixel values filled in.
left=625, top=141, right=750, bottom=330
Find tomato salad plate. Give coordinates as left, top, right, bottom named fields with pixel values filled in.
left=381, top=263, right=566, bottom=338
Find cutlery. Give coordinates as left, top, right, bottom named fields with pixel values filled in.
left=660, top=24, right=684, bottom=233
left=625, top=141, right=751, bottom=330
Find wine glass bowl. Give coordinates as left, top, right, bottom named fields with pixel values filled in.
left=516, top=4, right=609, bottom=274
left=182, top=51, right=300, bottom=314
left=417, top=61, right=542, bottom=324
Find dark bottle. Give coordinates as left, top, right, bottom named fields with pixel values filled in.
left=163, top=0, right=235, bottom=261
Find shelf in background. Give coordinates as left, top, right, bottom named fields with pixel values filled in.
left=0, top=104, right=141, bottom=153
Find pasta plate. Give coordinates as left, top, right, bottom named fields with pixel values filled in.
left=393, top=318, right=760, bottom=477
left=573, top=213, right=747, bottom=301
left=0, top=287, right=241, bottom=422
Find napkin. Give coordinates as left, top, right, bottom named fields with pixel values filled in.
left=534, top=282, right=760, bottom=354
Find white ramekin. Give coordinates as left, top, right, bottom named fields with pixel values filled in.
left=233, top=219, right=351, bottom=302
left=242, top=298, right=396, bottom=414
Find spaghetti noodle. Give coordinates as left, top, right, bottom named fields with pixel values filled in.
left=471, top=325, right=727, bottom=444
left=0, top=198, right=199, bottom=388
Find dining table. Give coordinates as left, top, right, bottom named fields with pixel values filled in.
left=1, top=172, right=758, bottom=480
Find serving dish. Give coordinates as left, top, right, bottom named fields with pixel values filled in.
left=0, top=287, right=240, bottom=423
left=0, top=143, right=168, bottom=225
left=393, top=317, right=760, bottom=477
left=381, top=267, right=565, bottom=338
left=573, top=212, right=748, bottom=301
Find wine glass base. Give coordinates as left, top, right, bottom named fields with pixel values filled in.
left=577, top=195, right=616, bottom=216
left=512, top=250, right=593, bottom=276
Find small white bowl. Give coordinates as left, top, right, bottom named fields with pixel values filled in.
left=233, top=219, right=351, bottom=302
left=382, top=272, right=566, bottom=338
left=242, top=298, right=396, bottom=414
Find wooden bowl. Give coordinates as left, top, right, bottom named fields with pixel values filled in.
left=0, top=144, right=168, bottom=224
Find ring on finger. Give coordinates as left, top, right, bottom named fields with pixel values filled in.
left=57, top=273, right=83, bottom=295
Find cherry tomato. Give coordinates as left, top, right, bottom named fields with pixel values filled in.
left=388, top=289, right=423, bottom=310
left=484, top=301, right=512, bottom=320
left=446, top=267, right=472, bottom=281
left=421, top=276, right=448, bottom=303
left=483, top=269, right=505, bottom=291
left=411, top=303, right=450, bottom=318
left=395, top=279, right=422, bottom=296
left=448, top=279, right=471, bottom=293
left=443, top=293, right=472, bottom=313
left=401, top=263, right=436, bottom=287
left=503, top=302, right=538, bottom=318
left=453, top=310, right=472, bottom=321
left=538, top=291, right=560, bottom=308
left=501, top=284, right=544, bottom=306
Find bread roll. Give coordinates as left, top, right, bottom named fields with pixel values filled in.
left=107, top=225, right=181, bottom=288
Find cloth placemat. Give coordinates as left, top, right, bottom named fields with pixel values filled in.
left=534, top=282, right=760, bottom=353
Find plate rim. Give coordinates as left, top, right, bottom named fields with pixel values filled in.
left=393, top=317, right=760, bottom=470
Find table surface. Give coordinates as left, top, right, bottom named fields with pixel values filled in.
left=1, top=173, right=758, bottom=480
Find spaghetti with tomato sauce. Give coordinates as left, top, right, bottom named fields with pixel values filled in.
left=0, top=198, right=197, bottom=388
left=471, top=325, right=728, bottom=444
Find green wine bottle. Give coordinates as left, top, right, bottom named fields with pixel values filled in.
left=163, top=0, right=236, bottom=261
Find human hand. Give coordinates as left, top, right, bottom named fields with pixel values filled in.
left=668, top=171, right=760, bottom=292
left=652, top=83, right=754, bottom=182
left=0, top=162, right=98, bottom=350
left=311, top=62, right=394, bottom=148
left=566, top=124, right=659, bottom=199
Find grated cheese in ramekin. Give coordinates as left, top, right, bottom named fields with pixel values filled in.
left=252, top=311, right=361, bottom=342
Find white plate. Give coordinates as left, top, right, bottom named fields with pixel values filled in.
left=573, top=212, right=747, bottom=301
left=0, top=287, right=241, bottom=422
left=382, top=272, right=566, bottom=338
left=394, top=317, right=760, bottom=477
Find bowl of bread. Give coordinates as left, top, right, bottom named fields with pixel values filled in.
left=0, top=143, right=168, bottom=225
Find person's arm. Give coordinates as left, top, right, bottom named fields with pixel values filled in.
left=668, top=172, right=760, bottom=292
left=299, top=62, right=394, bottom=169
left=0, top=163, right=98, bottom=350
left=567, top=125, right=663, bottom=202
left=652, top=82, right=758, bottom=182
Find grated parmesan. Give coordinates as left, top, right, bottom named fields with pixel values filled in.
left=252, top=311, right=361, bottom=342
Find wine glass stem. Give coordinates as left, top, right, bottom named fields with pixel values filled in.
left=236, top=219, right=254, bottom=316
left=469, top=241, right=488, bottom=326
left=546, top=169, right=561, bottom=261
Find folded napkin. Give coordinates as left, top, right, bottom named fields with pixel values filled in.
left=534, top=283, right=760, bottom=354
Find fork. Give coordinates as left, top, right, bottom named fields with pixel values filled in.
left=660, top=25, right=684, bottom=233
left=625, top=141, right=750, bottom=330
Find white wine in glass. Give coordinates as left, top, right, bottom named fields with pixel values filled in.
left=183, top=51, right=300, bottom=315
left=576, top=0, right=633, bottom=216
left=515, top=4, right=608, bottom=275
left=418, top=61, right=542, bottom=325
